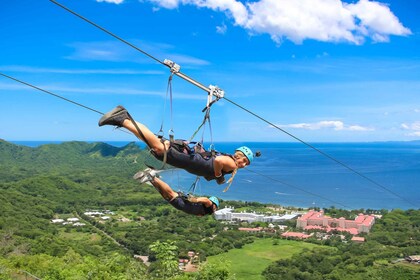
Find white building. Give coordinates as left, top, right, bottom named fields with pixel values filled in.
left=214, top=207, right=234, bottom=220
left=214, top=207, right=299, bottom=223
left=84, top=211, right=104, bottom=216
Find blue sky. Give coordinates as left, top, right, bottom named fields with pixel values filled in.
left=0, top=0, right=419, bottom=142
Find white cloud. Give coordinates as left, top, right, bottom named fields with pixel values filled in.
left=0, top=82, right=204, bottom=100
left=401, top=122, right=420, bottom=137
left=146, top=0, right=411, bottom=44
left=66, top=41, right=130, bottom=62
left=150, top=0, right=181, bottom=9
left=278, top=120, right=373, bottom=131
left=149, top=0, right=248, bottom=24
left=96, top=0, right=124, bottom=4
left=66, top=40, right=210, bottom=66
left=401, top=121, right=420, bottom=132
left=165, top=54, right=210, bottom=66
left=216, top=23, right=228, bottom=34
left=346, top=0, right=411, bottom=42
left=244, top=0, right=359, bottom=44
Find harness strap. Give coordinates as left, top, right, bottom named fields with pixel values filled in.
left=188, top=109, right=209, bottom=143
left=168, top=73, right=175, bottom=143
left=127, top=112, right=151, bottom=148
left=223, top=168, right=238, bottom=192
left=178, top=191, right=196, bottom=203
left=188, top=176, right=201, bottom=195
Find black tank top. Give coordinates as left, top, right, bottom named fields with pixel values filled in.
left=153, top=146, right=232, bottom=181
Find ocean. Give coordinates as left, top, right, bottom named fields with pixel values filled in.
left=11, top=141, right=420, bottom=210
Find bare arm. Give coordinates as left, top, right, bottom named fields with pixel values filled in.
left=213, top=156, right=236, bottom=176
left=195, top=197, right=213, bottom=208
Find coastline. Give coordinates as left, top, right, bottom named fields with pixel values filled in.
left=5, top=140, right=420, bottom=211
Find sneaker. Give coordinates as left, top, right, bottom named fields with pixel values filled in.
left=98, top=105, right=129, bottom=127
left=133, top=168, right=160, bottom=184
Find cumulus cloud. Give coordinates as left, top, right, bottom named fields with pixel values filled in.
left=146, top=0, right=411, bottom=44
left=401, top=121, right=420, bottom=137
left=346, top=0, right=411, bottom=42
left=278, top=120, right=373, bottom=131
left=96, top=0, right=124, bottom=4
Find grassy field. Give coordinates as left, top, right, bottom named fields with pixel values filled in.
left=207, top=238, right=329, bottom=280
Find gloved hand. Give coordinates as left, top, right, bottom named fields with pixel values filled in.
left=216, top=175, right=225, bottom=185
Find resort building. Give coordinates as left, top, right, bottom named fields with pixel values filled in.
left=213, top=207, right=299, bottom=223
left=351, top=236, right=365, bottom=243
left=281, top=232, right=312, bottom=240
left=296, top=210, right=375, bottom=235
left=238, top=227, right=263, bottom=232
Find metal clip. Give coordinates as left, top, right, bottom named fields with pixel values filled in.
left=209, top=85, right=224, bottom=99
left=163, top=59, right=181, bottom=74
left=169, top=129, right=175, bottom=143
left=201, top=85, right=224, bottom=112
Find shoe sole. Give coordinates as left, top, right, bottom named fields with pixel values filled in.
left=98, top=105, right=127, bottom=126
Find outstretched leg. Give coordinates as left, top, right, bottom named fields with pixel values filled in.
left=121, top=119, right=168, bottom=154
left=99, top=105, right=168, bottom=154
left=150, top=177, right=178, bottom=201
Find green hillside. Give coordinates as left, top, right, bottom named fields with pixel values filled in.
left=207, top=238, right=329, bottom=280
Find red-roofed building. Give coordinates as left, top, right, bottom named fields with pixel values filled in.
left=238, top=227, right=263, bottom=232
left=281, top=232, right=311, bottom=239
left=297, top=210, right=375, bottom=235
left=351, top=236, right=365, bottom=243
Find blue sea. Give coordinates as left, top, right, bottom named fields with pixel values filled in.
left=11, top=141, right=420, bottom=210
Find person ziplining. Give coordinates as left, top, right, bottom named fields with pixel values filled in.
left=134, top=168, right=220, bottom=216
left=98, top=105, right=255, bottom=186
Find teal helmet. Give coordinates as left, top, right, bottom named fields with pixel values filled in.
left=209, top=196, right=220, bottom=208
left=235, top=146, right=254, bottom=164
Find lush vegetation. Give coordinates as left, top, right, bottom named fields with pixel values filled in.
left=0, top=140, right=251, bottom=279
left=263, top=209, right=420, bottom=280
left=207, top=238, right=328, bottom=280
left=0, top=140, right=419, bottom=279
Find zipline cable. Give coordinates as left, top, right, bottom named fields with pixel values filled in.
left=47, top=0, right=418, bottom=208
left=0, top=72, right=104, bottom=115
left=49, top=0, right=211, bottom=95
left=0, top=71, right=351, bottom=208
left=49, top=0, right=162, bottom=66
left=0, top=72, right=137, bottom=136
left=223, top=97, right=417, bottom=208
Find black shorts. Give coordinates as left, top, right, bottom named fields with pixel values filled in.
left=169, top=193, right=209, bottom=216
left=152, top=146, right=215, bottom=179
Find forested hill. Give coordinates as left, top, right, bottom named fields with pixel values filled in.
left=0, top=140, right=161, bottom=277
left=0, top=140, right=150, bottom=179
left=0, top=140, right=156, bottom=243
left=0, top=140, right=145, bottom=167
